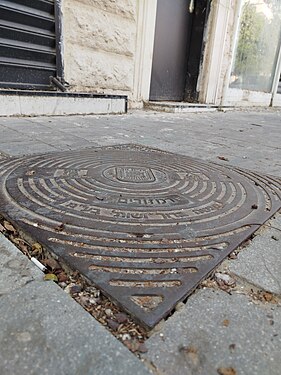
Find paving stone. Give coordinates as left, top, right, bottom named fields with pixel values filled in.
left=0, top=110, right=280, bottom=177
left=0, top=109, right=280, bottom=374
left=0, top=127, right=31, bottom=142
left=31, top=133, right=94, bottom=150
left=229, top=215, right=281, bottom=295
left=0, top=281, right=152, bottom=375
left=0, top=141, right=59, bottom=156
left=143, top=289, right=281, bottom=375
left=0, top=234, right=43, bottom=296
left=0, top=122, right=57, bottom=136
left=0, top=118, right=33, bottom=127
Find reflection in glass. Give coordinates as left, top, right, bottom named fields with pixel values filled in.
left=230, top=0, right=281, bottom=92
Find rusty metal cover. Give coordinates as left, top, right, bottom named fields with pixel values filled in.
left=0, top=144, right=280, bottom=328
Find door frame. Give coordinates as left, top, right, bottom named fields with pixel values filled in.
left=132, top=0, right=157, bottom=106
left=197, top=0, right=241, bottom=105
left=134, top=0, right=212, bottom=104
left=133, top=0, right=281, bottom=107
left=184, top=0, right=211, bottom=102
left=271, top=45, right=281, bottom=107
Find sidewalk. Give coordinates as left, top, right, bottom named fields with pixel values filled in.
left=0, top=108, right=280, bottom=375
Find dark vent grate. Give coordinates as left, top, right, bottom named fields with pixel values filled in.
left=0, top=0, right=56, bottom=89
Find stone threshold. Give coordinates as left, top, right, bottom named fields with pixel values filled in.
left=145, top=101, right=221, bottom=113
left=0, top=90, right=127, bottom=117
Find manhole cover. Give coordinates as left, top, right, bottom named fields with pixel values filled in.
left=0, top=144, right=280, bottom=328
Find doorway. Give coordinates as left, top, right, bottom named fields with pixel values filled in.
left=149, top=0, right=209, bottom=102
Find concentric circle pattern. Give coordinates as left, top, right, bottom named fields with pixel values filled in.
left=0, top=144, right=280, bottom=328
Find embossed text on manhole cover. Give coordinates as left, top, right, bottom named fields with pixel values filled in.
left=0, top=144, right=280, bottom=328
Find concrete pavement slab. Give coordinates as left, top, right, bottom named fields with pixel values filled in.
left=0, top=122, right=60, bottom=135
left=0, top=109, right=280, bottom=374
left=0, top=128, right=32, bottom=142
left=0, top=118, right=33, bottom=127
left=143, top=289, right=281, bottom=375
left=0, top=234, right=151, bottom=375
left=31, top=133, right=94, bottom=149
left=229, top=216, right=281, bottom=296
left=0, top=281, right=151, bottom=375
left=0, top=234, right=43, bottom=296
left=0, top=141, right=59, bottom=156
left=0, top=110, right=280, bottom=177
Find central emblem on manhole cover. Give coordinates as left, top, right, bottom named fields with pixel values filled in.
left=103, top=165, right=167, bottom=184
left=0, top=144, right=280, bottom=328
left=116, top=166, right=155, bottom=183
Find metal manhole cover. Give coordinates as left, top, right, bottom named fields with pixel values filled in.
left=0, top=144, right=280, bottom=328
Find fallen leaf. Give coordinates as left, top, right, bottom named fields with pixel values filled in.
left=179, top=345, right=200, bottom=366
left=106, top=319, right=120, bottom=331
left=263, top=292, right=273, bottom=302
left=10, top=236, right=20, bottom=245
left=123, top=339, right=147, bottom=353
left=215, top=273, right=236, bottom=287
left=179, top=345, right=198, bottom=354
left=115, top=313, right=129, bottom=324
left=70, top=285, right=82, bottom=294
left=13, top=238, right=30, bottom=256
left=105, top=308, right=113, bottom=317
left=57, top=272, right=68, bottom=283
left=65, top=283, right=82, bottom=295
left=217, top=367, right=236, bottom=375
left=18, top=243, right=30, bottom=256
left=217, top=156, right=229, bottom=162
left=44, top=273, right=58, bottom=282
left=44, top=258, right=60, bottom=270
left=251, top=204, right=258, bottom=209
left=3, top=220, right=17, bottom=234
left=223, top=319, right=230, bottom=327
left=32, top=242, right=43, bottom=255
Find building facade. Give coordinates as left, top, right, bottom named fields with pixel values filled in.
left=0, top=0, right=281, bottom=112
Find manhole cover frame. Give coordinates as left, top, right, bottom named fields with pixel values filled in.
left=0, top=144, right=280, bottom=329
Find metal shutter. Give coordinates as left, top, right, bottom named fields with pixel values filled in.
left=0, top=0, right=57, bottom=90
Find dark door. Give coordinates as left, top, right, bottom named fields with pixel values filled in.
left=150, top=0, right=193, bottom=101
left=150, top=0, right=208, bottom=102
left=0, top=0, right=57, bottom=90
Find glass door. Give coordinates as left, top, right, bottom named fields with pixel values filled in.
left=226, top=0, right=281, bottom=105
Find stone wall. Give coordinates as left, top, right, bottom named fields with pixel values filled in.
left=62, top=0, right=137, bottom=99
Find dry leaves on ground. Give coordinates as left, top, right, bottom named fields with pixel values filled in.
left=217, top=367, right=236, bottom=375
